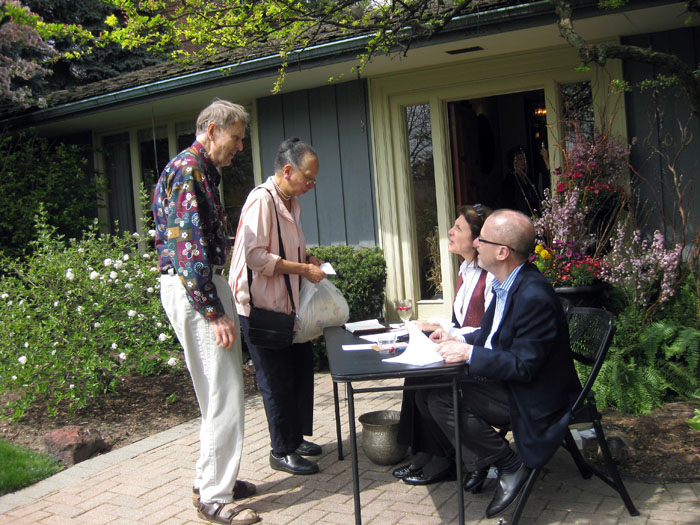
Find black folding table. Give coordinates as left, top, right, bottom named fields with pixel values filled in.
left=324, top=326, right=466, bottom=525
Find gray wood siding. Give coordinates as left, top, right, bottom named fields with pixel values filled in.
left=257, top=79, right=378, bottom=247
left=623, top=27, right=700, bottom=245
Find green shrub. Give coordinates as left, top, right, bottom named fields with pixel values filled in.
left=0, top=207, right=179, bottom=420
left=306, top=245, right=386, bottom=369
left=307, top=245, right=386, bottom=322
left=0, top=130, right=102, bottom=259
left=592, top=268, right=700, bottom=414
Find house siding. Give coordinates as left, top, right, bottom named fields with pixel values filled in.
left=257, top=79, right=378, bottom=247
left=623, top=26, right=700, bottom=244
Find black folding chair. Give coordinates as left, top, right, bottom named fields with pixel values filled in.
left=507, top=307, right=640, bottom=524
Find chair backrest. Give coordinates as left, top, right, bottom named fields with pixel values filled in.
left=567, top=307, right=615, bottom=412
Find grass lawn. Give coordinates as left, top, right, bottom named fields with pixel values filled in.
left=0, top=439, right=63, bottom=496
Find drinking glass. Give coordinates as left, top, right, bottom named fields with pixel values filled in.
left=396, top=299, right=413, bottom=324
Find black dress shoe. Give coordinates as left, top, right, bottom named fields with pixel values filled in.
left=463, top=467, right=489, bottom=493
left=403, top=466, right=456, bottom=486
left=295, top=439, right=322, bottom=456
left=269, top=451, right=319, bottom=475
left=392, top=463, right=422, bottom=479
left=485, top=464, right=533, bottom=518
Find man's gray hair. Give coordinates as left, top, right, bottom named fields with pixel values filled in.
left=196, top=99, right=249, bottom=135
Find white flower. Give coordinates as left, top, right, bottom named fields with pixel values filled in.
left=113, top=260, right=124, bottom=270
left=147, top=287, right=154, bottom=293
left=119, top=352, right=126, bottom=361
left=51, top=350, right=56, bottom=356
left=1, top=293, right=8, bottom=299
left=89, top=271, right=100, bottom=280
left=123, top=254, right=130, bottom=261
left=7, top=301, right=12, bottom=306
left=77, top=305, right=83, bottom=313
left=111, top=343, right=118, bottom=350
left=132, top=232, right=140, bottom=238
left=12, top=375, right=17, bottom=381
left=124, top=283, right=133, bottom=289
left=69, top=384, right=74, bottom=389
left=53, top=341, right=59, bottom=346
left=77, top=247, right=84, bottom=253
left=142, top=253, right=150, bottom=259
left=65, top=269, right=75, bottom=281
left=128, top=310, right=136, bottom=317
left=18, top=299, right=24, bottom=306
left=148, top=229, right=156, bottom=237
left=150, top=266, right=158, bottom=272
left=53, top=300, right=59, bottom=307
left=156, top=322, right=162, bottom=328
left=23, top=342, right=29, bottom=348
left=158, top=333, right=168, bottom=342
left=94, top=322, right=101, bottom=328
left=18, top=356, right=27, bottom=365
left=167, top=357, right=177, bottom=367
left=103, top=258, right=112, bottom=266
left=110, top=271, right=118, bottom=279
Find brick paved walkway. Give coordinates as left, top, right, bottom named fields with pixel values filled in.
left=1, top=373, right=698, bottom=524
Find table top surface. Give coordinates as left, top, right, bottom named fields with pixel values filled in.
left=324, top=325, right=465, bottom=382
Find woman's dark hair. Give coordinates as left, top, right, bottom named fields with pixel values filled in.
left=274, top=137, right=317, bottom=172
left=506, top=146, right=527, bottom=172
left=458, top=203, right=492, bottom=241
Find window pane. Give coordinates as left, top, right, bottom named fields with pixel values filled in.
left=103, top=133, right=135, bottom=234
left=138, top=126, right=169, bottom=202
left=176, top=121, right=196, bottom=152
left=405, top=104, right=440, bottom=300
left=561, top=81, right=594, bottom=149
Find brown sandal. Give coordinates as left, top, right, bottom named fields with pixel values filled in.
left=193, top=481, right=257, bottom=507
left=197, top=501, right=260, bottom=525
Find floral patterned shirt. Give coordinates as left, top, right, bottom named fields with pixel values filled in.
left=153, top=141, right=230, bottom=320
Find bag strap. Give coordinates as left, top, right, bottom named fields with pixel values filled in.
left=247, top=187, right=296, bottom=314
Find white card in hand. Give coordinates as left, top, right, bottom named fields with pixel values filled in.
left=320, top=262, right=336, bottom=275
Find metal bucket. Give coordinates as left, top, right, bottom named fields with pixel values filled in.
left=358, top=410, right=408, bottom=465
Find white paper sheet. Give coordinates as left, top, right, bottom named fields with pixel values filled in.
left=382, top=322, right=444, bottom=366
left=320, top=262, right=336, bottom=275
left=342, top=344, right=375, bottom=351
left=344, top=319, right=385, bottom=333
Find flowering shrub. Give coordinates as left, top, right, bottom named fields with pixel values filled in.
left=600, top=222, right=683, bottom=314
left=0, top=207, right=180, bottom=420
left=533, top=126, right=630, bottom=287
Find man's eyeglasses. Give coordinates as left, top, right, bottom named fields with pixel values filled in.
left=478, top=237, right=526, bottom=255
left=302, top=175, right=316, bottom=186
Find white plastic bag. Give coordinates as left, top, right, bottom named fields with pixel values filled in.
left=293, top=278, right=350, bottom=343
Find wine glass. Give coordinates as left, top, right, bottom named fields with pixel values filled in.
left=396, top=299, right=413, bottom=324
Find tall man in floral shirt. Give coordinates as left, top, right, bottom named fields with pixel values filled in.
left=154, top=99, right=260, bottom=525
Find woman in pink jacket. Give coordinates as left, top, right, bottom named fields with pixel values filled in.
left=229, top=138, right=326, bottom=476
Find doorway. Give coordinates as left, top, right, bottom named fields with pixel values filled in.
left=448, top=90, right=550, bottom=216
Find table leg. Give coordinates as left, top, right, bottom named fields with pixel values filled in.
left=453, top=376, right=464, bottom=525
left=333, top=381, right=344, bottom=460
left=346, top=382, right=362, bottom=525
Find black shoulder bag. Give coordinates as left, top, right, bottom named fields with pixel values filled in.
left=246, top=188, right=297, bottom=350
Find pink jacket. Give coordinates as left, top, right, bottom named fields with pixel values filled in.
left=229, top=177, right=307, bottom=317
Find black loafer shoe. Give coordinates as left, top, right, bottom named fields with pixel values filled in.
left=403, top=466, right=456, bottom=486
left=295, top=439, right=322, bottom=456
left=392, top=463, right=422, bottom=479
left=269, top=451, right=319, bottom=475
left=485, top=464, right=532, bottom=518
left=463, top=467, right=489, bottom=493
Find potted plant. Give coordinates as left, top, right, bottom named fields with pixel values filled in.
left=532, top=125, right=631, bottom=304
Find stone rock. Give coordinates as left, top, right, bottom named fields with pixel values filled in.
left=44, top=425, right=107, bottom=466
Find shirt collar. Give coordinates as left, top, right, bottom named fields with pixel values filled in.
left=491, top=263, right=525, bottom=298
left=190, top=141, right=220, bottom=185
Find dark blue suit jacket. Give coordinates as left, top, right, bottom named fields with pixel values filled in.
left=466, top=263, right=581, bottom=469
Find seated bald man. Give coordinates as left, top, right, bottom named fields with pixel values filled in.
left=416, top=209, right=582, bottom=519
